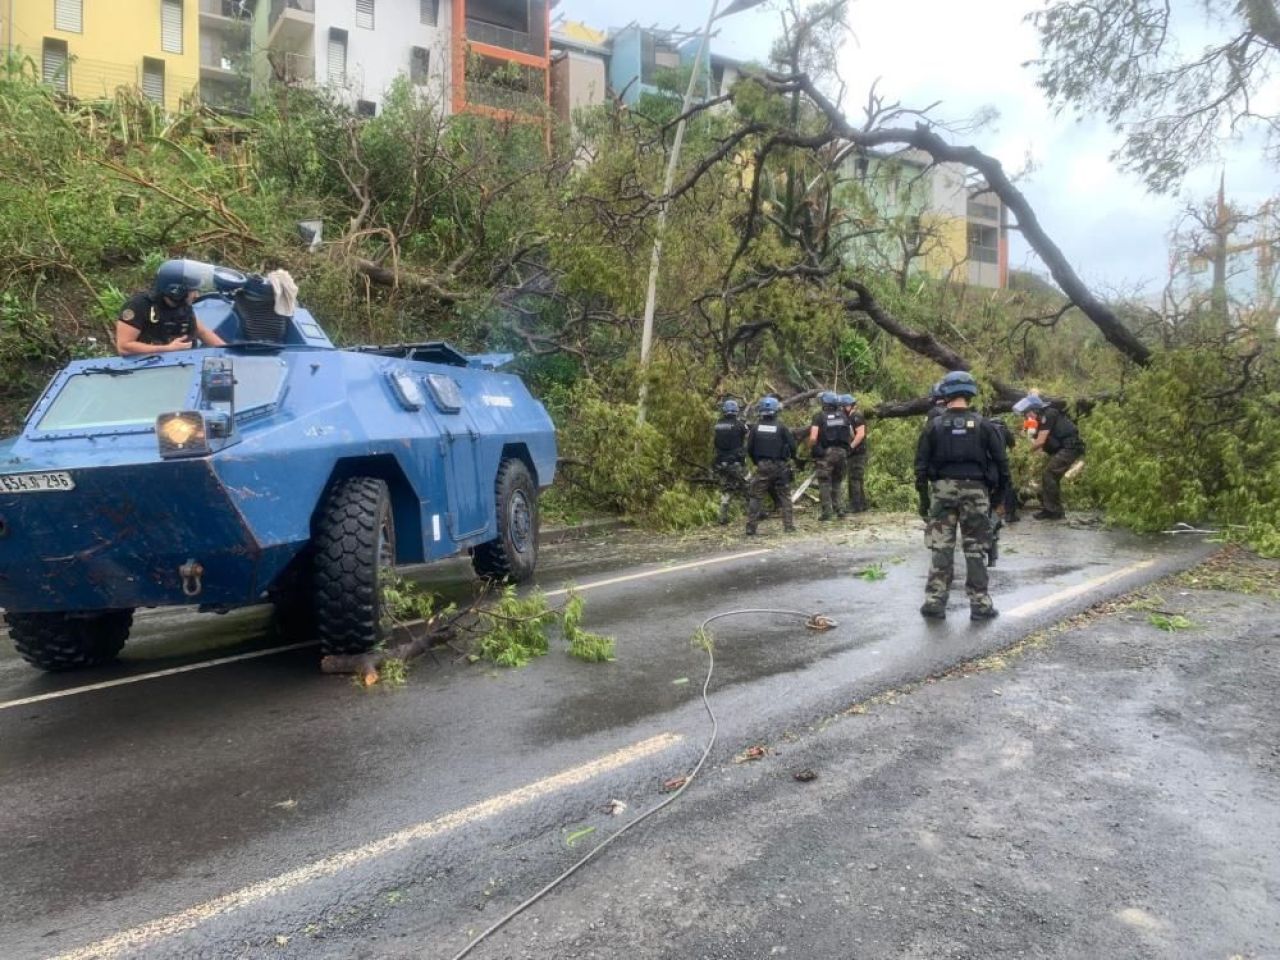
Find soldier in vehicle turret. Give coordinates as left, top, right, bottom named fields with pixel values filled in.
left=116, top=261, right=226, bottom=356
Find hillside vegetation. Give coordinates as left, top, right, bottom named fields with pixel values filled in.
left=0, top=41, right=1275, bottom=553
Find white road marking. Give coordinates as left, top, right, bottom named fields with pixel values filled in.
left=45, top=732, right=684, bottom=960
left=544, top=548, right=771, bottom=598
left=0, top=643, right=317, bottom=713
left=1005, top=558, right=1160, bottom=619
left=0, top=549, right=770, bottom=712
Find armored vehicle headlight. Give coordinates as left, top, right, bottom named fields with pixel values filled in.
left=156, top=412, right=210, bottom=457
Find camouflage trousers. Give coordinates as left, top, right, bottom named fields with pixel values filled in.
left=746, top=460, right=794, bottom=533
left=713, top=459, right=747, bottom=524
left=923, top=478, right=994, bottom=613
left=813, top=446, right=849, bottom=518
left=1040, top=447, right=1080, bottom=516
left=846, top=449, right=868, bottom=513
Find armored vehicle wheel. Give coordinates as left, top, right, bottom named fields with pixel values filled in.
left=471, top=458, right=538, bottom=583
left=313, top=477, right=396, bottom=656
left=5, top=610, right=133, bottom=672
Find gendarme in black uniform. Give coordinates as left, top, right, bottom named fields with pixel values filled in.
left=810, top=403, right=852, bottom=519
left=119, top=291, right=197, bottom=346
left=1035, top=405, right=1084, bottom=518
left=744, top=411, right=797, bottom=534
left=713, top=414, right=748, bottom=465
left=712, top=412, right=748, bottom=525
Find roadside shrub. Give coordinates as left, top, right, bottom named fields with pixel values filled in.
left=863, top=416, right=919, bottom=511
left=1079, top=347, right=1280, bottom=556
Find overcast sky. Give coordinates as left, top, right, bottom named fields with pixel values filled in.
left=555, top=0, right=1276, bottom=293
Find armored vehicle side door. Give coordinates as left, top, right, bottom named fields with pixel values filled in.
left=423, top=372, right=487, bottom=540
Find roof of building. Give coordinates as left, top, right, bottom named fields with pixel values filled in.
left=551, top=19, right=611, bottom=56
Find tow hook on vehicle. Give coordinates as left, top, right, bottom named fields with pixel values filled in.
left=179, top=559, right=204, bottom=598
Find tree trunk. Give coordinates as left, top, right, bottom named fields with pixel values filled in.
left=785, top=78, right=1154, bottom=367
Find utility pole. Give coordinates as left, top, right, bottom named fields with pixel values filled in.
left=635, top=0, right=762, bottom=425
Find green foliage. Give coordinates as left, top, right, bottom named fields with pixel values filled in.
left=475, top=586, right=555, bottom=667
left=1079, top=347, right=1280, bottom=556
left=1148, top=613, right=1193, bottom=632
left=562, top=591, right=615, bottom=662
left=855, top=563, right=887, bottom=581
left=473, top=587, right=615, bottom=666
left=863, top=417, right=920, bottom=511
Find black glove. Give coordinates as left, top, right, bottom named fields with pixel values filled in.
left=916, top=480, right=931, bottom=519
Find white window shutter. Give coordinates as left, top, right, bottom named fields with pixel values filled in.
left=355, top=0, right=374, bottom=29
left=54, top=0, right=83, bottom=33
left=42, top=44, right=68, bottom=92
left=161, top=0, right=183, bottom=54
left=327, top=33, right=347, bottom=86
left=142, top=61, right=165, bottom=103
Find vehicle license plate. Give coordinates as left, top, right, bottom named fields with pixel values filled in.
left=0, top=471, right=75, bottom=493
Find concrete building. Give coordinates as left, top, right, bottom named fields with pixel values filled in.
left=198, top=0, right=253, bottom=112
left=550, top=21, right=743, bottom=131
left=453, top=0, right=551, bottom=120
left=252, top=0, right=454, bottom=114
left=3, top=0, right=200, bottom=112
left=549, top=20, right=608, bottom=128
left=838, top=148, right=1009, bottom=289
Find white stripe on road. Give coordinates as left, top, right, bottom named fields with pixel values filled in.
left=544, top=548, right=771, bottom=598
left=0, top=549, right=771, bottom=712
left=0, top=642, right=316, bottom=713
left=45, top=732, right=684, bottom=960
left=1005, top=557, right=1159, bottom=619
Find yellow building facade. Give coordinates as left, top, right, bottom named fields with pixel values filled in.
left=3, top=0, right=199, bottom=112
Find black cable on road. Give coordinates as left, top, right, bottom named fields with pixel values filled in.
left=447, top=607, right=832, bottom=960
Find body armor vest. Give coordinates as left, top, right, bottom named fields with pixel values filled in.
left=750, top=421, right=785, bottom=460
left=819, top=411, right=852, bottom=448
left=929, top=414, right=988, bottom=481
left=713, top=418, right=746, bottom=459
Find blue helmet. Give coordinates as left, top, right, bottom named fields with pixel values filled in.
left=153, top=259, right=204, bottom=300
left=839, top=393, right=855, bottom=406
left=937, top=370, right=978, bottom=398
left=1013, top=393, right=1046, bottom=413
left=758, top=396, right=780, bottom=415
left=721, top=399, right=740, bottom=416
left=819, top=391, right=839, bottom=407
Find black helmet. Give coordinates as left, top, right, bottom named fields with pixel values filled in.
left=153, top=259, right=203, bottom=300
left=937, top=370, right=978, bottom=398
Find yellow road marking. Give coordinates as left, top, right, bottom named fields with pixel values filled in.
left=544, top=548, right=771, bottom=598
left=0, top=549, right=770, bottom=712
left=1005, top=558, right=1160, bottom=619
left=0, top=643, right=316, bottom=713
left=45, top=732, right=684, bottom=960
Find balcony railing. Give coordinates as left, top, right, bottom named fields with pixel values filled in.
left=466, top=18, right=538, bottom=56
left=200, top=76, right=251, bottom=114
left=464, top=80, right=545, bottom=116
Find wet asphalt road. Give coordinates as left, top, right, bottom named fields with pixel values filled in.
left=0, top=516, right=1211, bottom=959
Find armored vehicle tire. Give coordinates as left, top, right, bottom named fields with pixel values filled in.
left=471, top=458, right=538, bottom=583
left=313, top=477, right=395, bottom=656
left=5, top=610, right=133, bottom=672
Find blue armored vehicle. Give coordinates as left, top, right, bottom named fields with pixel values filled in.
left=0, top=261, right=557, bottom=671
